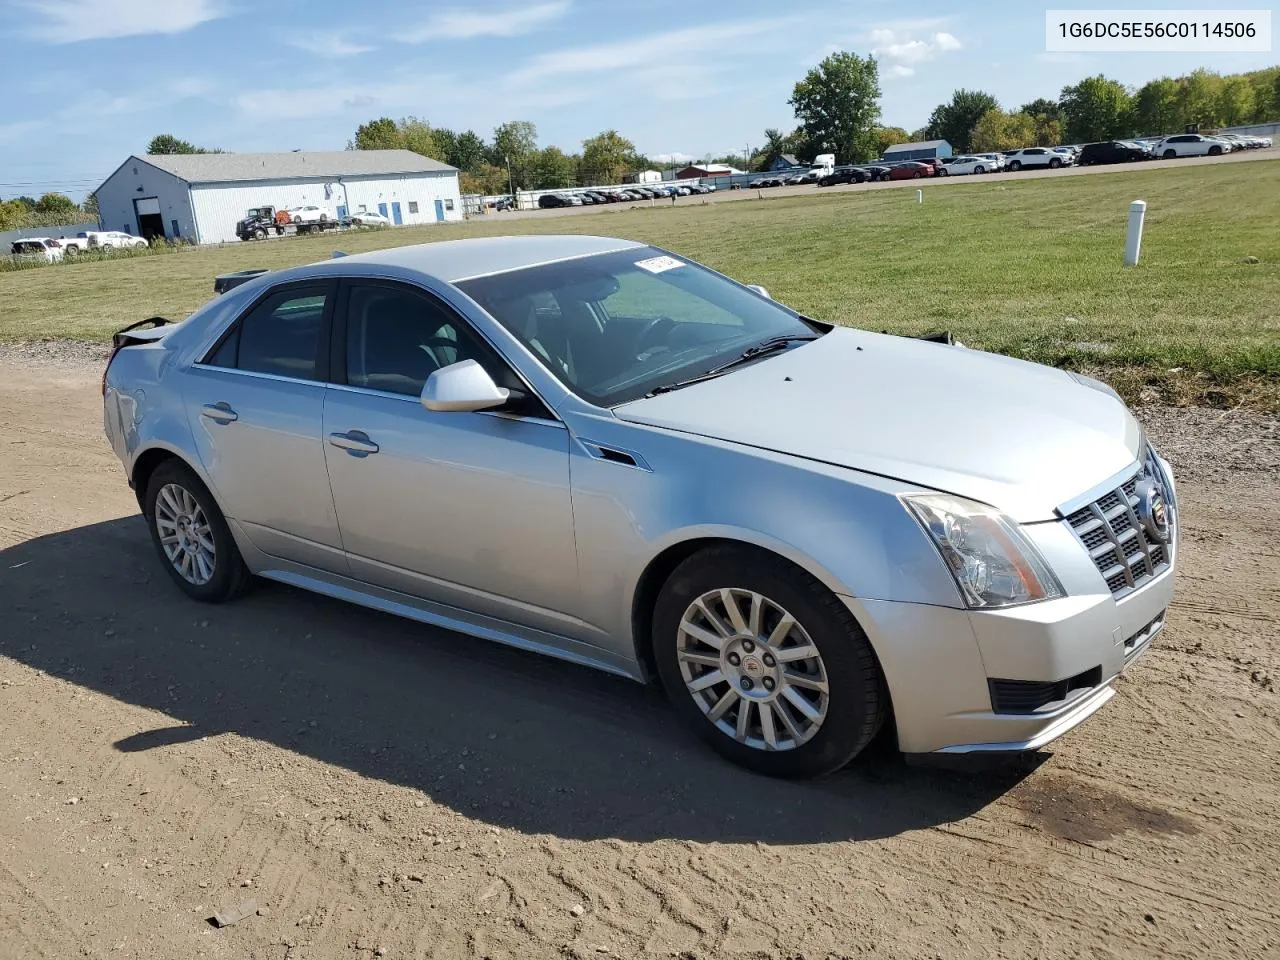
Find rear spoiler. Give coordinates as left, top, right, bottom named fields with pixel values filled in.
left=214, top=268, right=269, bottom=295
left=112, top=316, right=172, bottom=349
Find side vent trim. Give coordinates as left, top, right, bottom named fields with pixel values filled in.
left=578, top=439, right=652, bottom=472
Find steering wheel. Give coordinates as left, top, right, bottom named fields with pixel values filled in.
left=636, top=316, right=678, bottom=355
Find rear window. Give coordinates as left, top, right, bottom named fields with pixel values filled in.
left=206, top=286, right=329, bottom=380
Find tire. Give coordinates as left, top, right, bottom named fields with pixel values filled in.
left=652, top=546, right=887, bottom=778
left=144, top=459, right=250, bottom=603
left=1208, top=145, right=1222, bottom=156
left=65, top=245, right=78, bottom=256
left=911, top=172, right=921, bottom=179
left=975, top=165, right=985, bottom=174
left=1163, top=149, right=1176, bottom=159
left=253, top=228, right=266, bottom=240
left=1049, top=157, right=1061, bottom=168
left=319, top=213, right=328, bottom=222
left=275, top=227, right=284, bottom=235
left=1009, top=160, right=1021, bottom=171
left=938, top=168, right=948, bottom=176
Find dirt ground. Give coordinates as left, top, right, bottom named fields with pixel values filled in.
left=1, top=348, right=1278, bottom=960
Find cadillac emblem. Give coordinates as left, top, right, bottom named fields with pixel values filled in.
left=1135, top=477, right=1171, bottom=544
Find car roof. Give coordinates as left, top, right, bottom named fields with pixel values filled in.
left=313, top=235, right=646, bottom=283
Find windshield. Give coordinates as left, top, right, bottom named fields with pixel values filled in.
left=456, top=246, right=819, bottom=406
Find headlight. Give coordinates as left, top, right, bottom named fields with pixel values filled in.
left=903, top=493, right=1064, bottom=609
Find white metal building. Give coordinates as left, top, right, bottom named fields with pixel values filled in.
left=94, top=150, right=462, bottom=245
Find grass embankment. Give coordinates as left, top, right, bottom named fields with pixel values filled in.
left=1, top=161, right=1276, bottom=407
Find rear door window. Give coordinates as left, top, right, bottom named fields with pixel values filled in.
left=205, top=284, right=331, bottom=381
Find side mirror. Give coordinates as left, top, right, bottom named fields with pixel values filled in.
left=421, top=359, right=509, bottom=412
left=746, top=284, right=771, bottom=300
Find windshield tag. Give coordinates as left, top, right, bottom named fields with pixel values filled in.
left=634, top=255, right=684, bottom=274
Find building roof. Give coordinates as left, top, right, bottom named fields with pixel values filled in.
left=779, top=154, right=800, bottom=165
left=133, top=150, right=456, bottom=185
left=307, top=235, right=646, bottom=283
left=678, top=163, right=738, bottom=173
left=883, top=140, right=951, bottom=152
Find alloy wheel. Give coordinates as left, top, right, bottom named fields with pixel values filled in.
left=154, top=482, right=216, bottom=586
left=676, top=588, right=830, bottom=751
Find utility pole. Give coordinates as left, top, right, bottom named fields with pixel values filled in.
left=505, top=155, right=515, bottom=202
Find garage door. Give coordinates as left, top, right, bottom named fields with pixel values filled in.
left=135, top=197, right=161, bottom=216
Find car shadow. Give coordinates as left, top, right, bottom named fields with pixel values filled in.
left=1, top=517, right=1040, bottom=844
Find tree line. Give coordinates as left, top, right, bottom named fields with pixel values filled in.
left=0, top=193, right=98, bottom=232
left=916, top=66, right=1279, bottom=155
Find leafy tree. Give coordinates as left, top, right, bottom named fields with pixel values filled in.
left=969, top=109, right=1033, bottom=152
left=1175, top=68, right=1222, bottom=129
left=34, top=192, right=80, bottom=219
left=351, top=117, right=402, bottom=151
left=1132, top=78, right=1180, bottom=136
left=0, top=200, right=27, bottom=231
left=580, top=130, right=639, bottom=185
left=1059, top=75, right=1133, bottom=142
left=924, top=89, right=999, bottom=153
left=789, top=51, right=882, bottom=164
left=1215, top=75, right=1255, bottom=127
left=147, top=133, right=218, bottom=154
left=1019, top=98, right=1060, bottom=122
left=451, top=130, right=488, bottom=172
left=461, top=164, right=512, bottom=196
left=530, top=146, right=578, bottom=189
left=874, top=126, right=911, bottom=155
left=908, top=126, right=930, bottom=142
left=432, top=128, right=459, bottom=167
left=82, top=193, right=100, bottom=219
left=398, top=117, right=438, bottom=159
left=488, top=121, right=539, bottom=188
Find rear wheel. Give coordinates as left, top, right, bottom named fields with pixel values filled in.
left=938, top=168, right=948, bottom=176
left=144, top=460, right=250, bottom=603
left=65, top=245, right=79, bottom=256
left=1163, top=149, right=1176, bottom=159
left=319, top=213, right=328, bottom=222
left=1208, top=145, right=1222, bottom=156
left=975, top=165, right=985, bottom=174
left=1049, top=157, right=1062, bottom=168
left=653, top=546, right=886, bottom=778
left=1009, top=160, right=1022, bottom=171
left=911, top=172, right=921, bottom=179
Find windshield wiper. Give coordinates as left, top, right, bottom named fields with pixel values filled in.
left=646, top=335, right=819, bottom=396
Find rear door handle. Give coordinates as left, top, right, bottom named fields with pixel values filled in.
left=327, top=430, right=380, bottom=455
left=200, top=402, right=238, bottom=423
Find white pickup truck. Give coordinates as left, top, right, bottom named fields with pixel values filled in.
left=60, top=230, right=149, bottom=253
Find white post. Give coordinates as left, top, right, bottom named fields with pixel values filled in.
left=1125, top=200, right=1146, bottom=266
left=916, top=189, right=923, bottom=204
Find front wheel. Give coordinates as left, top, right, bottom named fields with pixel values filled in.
left=1208, top=145, right=1222, bottom=156
left=319, top=213, right=328, bottom=222
left=938, top=168, right=948, bottom=176
left=1049, top=157, right=1062, bottom=168
left=145, top=460, right=250, bottom=603
left=653, top=546, right=886, bottom=778
left=911, top=172, right=921, bottom=179
left=1163, top=149, right=1176, bottom=159
left=975, top=165, right=985, bottom=174
left=1008, top=161, right=1021, bottom=171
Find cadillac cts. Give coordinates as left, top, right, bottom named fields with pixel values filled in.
left=103, top=236, right=1177, bottom=778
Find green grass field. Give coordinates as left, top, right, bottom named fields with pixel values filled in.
left=2, top=161, right=1277, bottom=406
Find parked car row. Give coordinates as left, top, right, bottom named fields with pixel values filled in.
left=537, top=183, right=716, bottom=208
left=9, top=229, right=150, bottom=263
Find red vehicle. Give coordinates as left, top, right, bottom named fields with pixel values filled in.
left=887, top=162, right=934, bottom=180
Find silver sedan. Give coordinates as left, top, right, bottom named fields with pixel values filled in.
left=103, top=236, right=1178, bottom=777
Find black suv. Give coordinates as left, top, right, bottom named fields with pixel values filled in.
left=1077, top=141, right=1149, bottom=165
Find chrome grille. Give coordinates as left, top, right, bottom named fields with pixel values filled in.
left=1064, top=452, right=1173, bottom=599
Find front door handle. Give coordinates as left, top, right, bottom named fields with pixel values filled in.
left=327, top=430, right=380, bottom=455
left=200, top=402, right=238, bottom=423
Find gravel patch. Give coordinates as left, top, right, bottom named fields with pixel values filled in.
left=1137, top=405, right=1280, bottom=484
left=0, top=339, right=112, bottom=365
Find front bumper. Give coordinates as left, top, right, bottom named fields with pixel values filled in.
left=843, top=539, right=1175, bottom=756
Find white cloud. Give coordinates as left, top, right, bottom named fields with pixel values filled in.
left=509, top=17, right=793, bottom=83
left=17, top=0, right=225, bottom=43
left=402, top=1, right=570, bottom=42
left=870, top=28, right=963, bottom=67
left=887, top=64, right=914, bottom=78
left=285, top=31, right=375, bottom=58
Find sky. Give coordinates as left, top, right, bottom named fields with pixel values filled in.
left=1, top=0, right=1275, bottom=199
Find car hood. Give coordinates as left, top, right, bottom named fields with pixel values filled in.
left=613, top=328, right=1141, bottom=522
